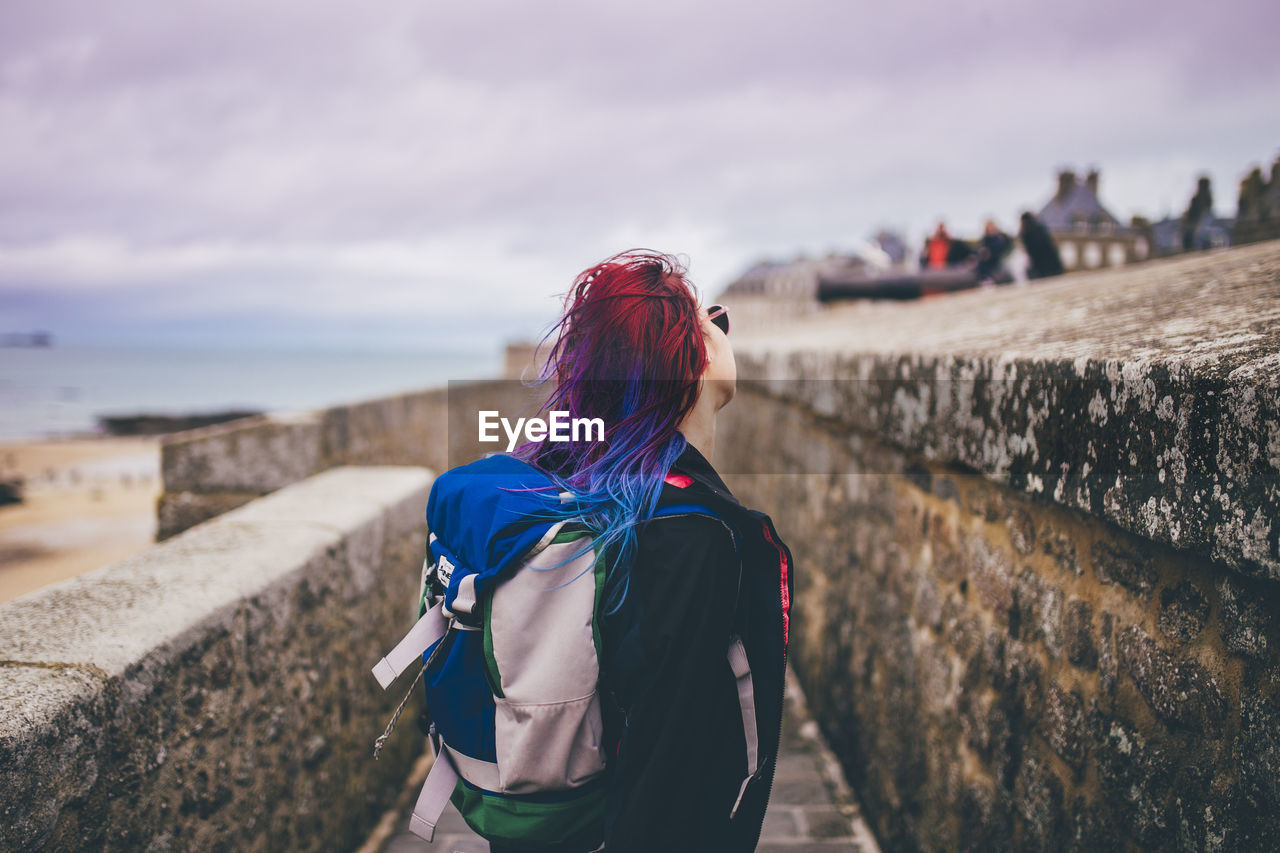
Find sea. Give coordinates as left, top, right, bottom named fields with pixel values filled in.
left=0, top=344, right=502, bottom=441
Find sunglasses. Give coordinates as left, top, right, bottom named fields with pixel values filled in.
left=705, top=304, right=730, bottom=335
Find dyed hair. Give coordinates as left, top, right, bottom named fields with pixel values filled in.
left=514, top=249, right=707, bottom=608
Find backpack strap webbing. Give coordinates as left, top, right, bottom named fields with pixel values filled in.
left=728, top=635, right=760, bottom=819
left=369, top=601, right=461, bottom=842
left=408, top=734, right=459, bottom=842
left=372, top=600, right=448, bottom=689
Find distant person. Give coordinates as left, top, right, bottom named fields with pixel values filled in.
left=1019, top=212, right=1063, bottom=279
left=922, top=223, right=951, bottom=270
left=975, top=219, right=1012, bottom=285
left=1181, top=176, right=1213, bottom=253
left=946, top=237, right=975, bottom=268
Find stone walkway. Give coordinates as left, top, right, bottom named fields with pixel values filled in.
left=367, top=670, right=880, bottom=853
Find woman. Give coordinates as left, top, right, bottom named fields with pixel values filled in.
left=512, top=250, right=794, bottom=851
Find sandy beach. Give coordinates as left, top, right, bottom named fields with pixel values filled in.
left=0, top=437, right=160, bottom=604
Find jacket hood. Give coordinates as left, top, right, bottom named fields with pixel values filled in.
left=425, top=453, right=565, bottom=607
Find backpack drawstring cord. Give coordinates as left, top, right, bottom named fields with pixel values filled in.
left=373, top=664, right=425, bottom=760
left=373, top=621, right=456, bottom=760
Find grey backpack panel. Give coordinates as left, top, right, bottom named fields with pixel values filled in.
left=489, top=535, right=606, bottom=793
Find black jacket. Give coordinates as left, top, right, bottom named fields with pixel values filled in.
left=599, top=443, right=794, bottom=852
left=1020, top=217, right=1064, bottom=278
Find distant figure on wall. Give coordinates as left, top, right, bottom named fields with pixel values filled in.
left=1019, top=212, right=1064, bottom=279
left=921, top=222, right=978, bottom=271
left=946, top=237, right=975, bottom=267
left=1182, top=176, right=1214, bottom=252
left=975, top=219, right=1012, bottom=285
left=923, top=223, right=951, bottom=270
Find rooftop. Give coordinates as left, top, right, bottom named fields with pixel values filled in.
left=1038, top=169, right=1123, bottom=231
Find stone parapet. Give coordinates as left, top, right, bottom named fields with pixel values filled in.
left=0, top=466, right=433, bottom=852
left=161, top=412, right=325, bottom=494
left=158, top=380, right=545, bottom=539
left=720, top=389, right=1280, bottom=851
left=716, top=241, right=1280, bottom=851
left=734, top=240, right=1280, bottom=583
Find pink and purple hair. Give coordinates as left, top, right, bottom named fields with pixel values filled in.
left=514, top=249, right=708, bottom=606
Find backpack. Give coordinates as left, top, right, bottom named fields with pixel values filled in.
left=370, top=454, right=760, bottom=847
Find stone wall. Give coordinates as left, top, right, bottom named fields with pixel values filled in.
left=715, top=242, right=1280, bottom=851
left=0, top=466, right=433, bottom=852
left=159, top=380, right=545, bottom=539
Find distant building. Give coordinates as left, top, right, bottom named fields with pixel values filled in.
left=1235, top=154, right=1280, bottom=245
left=1148, top=214, right=1234, bottom=256
left=721, top=259, right=813, bottom=299
left=716, top=254, right=868, bottom=331
left=0, top=330, right=54, bottom=348
left=1037, top=169, right=1148, bottom=270
left=719, top=252, right=880, bottom=301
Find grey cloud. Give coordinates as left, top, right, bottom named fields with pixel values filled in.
left=1, top=0, right=1278, bottom=348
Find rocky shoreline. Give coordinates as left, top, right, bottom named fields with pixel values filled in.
left=97, top=410, right=261, bottom=436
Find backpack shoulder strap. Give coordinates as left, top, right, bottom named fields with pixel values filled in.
left=648, top=495, right=759, bottom=819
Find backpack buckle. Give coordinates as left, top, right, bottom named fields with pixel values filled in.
left=442, top=572, right=483, bottom=629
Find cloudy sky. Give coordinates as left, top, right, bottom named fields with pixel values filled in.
left=1, top=0, right=1277, bottom=352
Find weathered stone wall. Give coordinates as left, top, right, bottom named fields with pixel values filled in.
left=720, top=394, right=1278, bottom=851
left=0, top=466, right=433, bottom=852
left=159, top=380, right=545, bottom=538
left=715, top=242, right=1280, bottom=852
